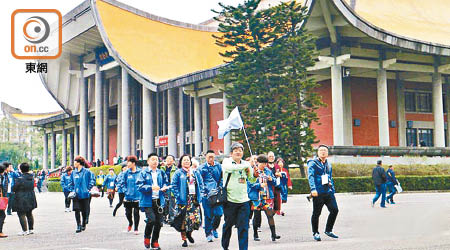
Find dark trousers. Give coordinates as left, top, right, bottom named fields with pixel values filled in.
left=17, top=211, right=34, bottom=231
left=311, top=193, right=339, bottom=234
left=0, top=210, right=5, bottom=233
left=73, top=198, right=90, bottom=226
left=113, top=193, right=125, bottom=214
left=202, top=197, right=223, bottom=236
left=222, top=201, right=250, bottom=250
left=63, top=191, right=71, bottom=208
left=97, top=185, right=105, bottom=197
left=124, top=201, right=140, bottom=231
left=144, top=199, right=163, bottom=243
left=7, top=193, right=14, bottom=214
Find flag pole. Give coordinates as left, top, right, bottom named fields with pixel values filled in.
left=242, top=127, right=254, bottom=156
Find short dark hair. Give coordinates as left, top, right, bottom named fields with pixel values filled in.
left=19, top=162, right=30, bottom=173
left=2, top=162, right=11, bottom=168
left=0, top=165, right=5, bottom=174
left=165, top=155, right=175, bottom=160
left=148, top=153, right=159, bottom=159
left=177, top=154, right=191, bottom=169
left=377, top=160, right=382, bottom=165
left=388, top=165, right=393, bottom=168
left=74, top=156, right=86, bottom=167
left=206, top=150, right=215, bottom=155
left=257, top=154, right=269, bottom=163
left=66, top=166, right=73, bottom=172
left=317, top=145, right=329, bottom=150
left=127, top=155, right=138, bottom=163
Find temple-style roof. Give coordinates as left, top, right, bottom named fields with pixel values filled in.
left=1, top=102, right=67, bottom=126
left=91, top=0, right=227, bottom=91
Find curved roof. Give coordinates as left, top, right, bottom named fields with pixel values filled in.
left=337, top=0, right=450, bottom=55
left=1, top=102, right=66, bottom=126
left=90, top=0, right=227, bottom=90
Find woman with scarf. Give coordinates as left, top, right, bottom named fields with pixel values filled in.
left=170, top=154, right=204, bottom=247
left=267, top=152, right=283, bottom=215
left=276, top=158, right=292, bottom=216
left=249, top=155, right=281, bottom=242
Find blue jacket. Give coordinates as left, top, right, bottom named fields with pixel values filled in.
left=280, top=171, right=289, bottom=201
left=116, top=172, right=125, bottom=193
left=248, top=167, right=276, bottom=201
left=198, top=161, right=223, bottom=197
left=307, top=157, right=335, bottom=194
left=103, top=174, right=117, bottom=189
left=386, top=168, right=398, bottom=185
left=171, top=168, right=204, bottom=205
left=7, top=171, right=20, bottom=193
left=60, top=172, right=73, bottom=192
left=119, top=168, right=141, bottom=201
left=70, top=167, right=95, bottom=199
left=96, top=174, right=105, bottom=186
left=136, top=168, right=167, bottom=208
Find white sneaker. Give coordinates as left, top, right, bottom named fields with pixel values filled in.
left=17, top=231, right=28, bottom=236
left=28, top=230, right=34, bottom=235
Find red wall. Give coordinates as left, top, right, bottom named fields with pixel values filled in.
left=109, top=126, right=117, bottom=165
left=312, top=77, right=437, bottom=147
left=209, top=102, right=224, bottom=153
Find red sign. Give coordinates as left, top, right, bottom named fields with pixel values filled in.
left=158, top=136, right=168, bottom=146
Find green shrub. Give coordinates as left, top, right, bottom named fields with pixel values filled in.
left=89, top=165, right=122, bottom=176
left=290, top=175, right=450, bottom=194
left=48, top=177, right=60, bottom=182
left=48, top=181, right=62, bottom=192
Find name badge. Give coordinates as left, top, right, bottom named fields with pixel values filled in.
left=110, top=182, right=114, bottom=187
left=188, top=183, right=196, bottom=194
left=321, top=174, right=329, bottom=185
left=238, top=177, right=246, bottom=184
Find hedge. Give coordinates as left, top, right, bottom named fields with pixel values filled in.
left=289, top=164, right=450, bottom=178
left=89, top=165, right=123, bottom=176
left=48, top=175, right=450, bottom=193
left=290, top=175, right=450, bottom=194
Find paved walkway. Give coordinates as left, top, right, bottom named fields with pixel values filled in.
left=1, top=192, right=450, bottom=250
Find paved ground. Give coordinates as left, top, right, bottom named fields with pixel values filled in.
left=1, top=192, right=450, bottom=250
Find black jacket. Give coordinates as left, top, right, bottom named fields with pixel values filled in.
left=12, top=173, right=37, bottom=212
left=0, top=173, right=8, bottom=197
left=372, top=165, right=387, bottom=186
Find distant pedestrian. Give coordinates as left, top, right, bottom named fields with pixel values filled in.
left=276, top=158, right=292, bottom=215
left=96, top=170, right=105, bottom=197
left=307, top=145, right=339, bottom=241
left=113, top=164, right=128, bottom=217
left=60, top=166, right=73, bottom=212
left=4, top=163, right=19, bottom=216
left=103, top=168, right=117, bottom=208
left=386, top=165, right=398, bottom=204
left=0, top=164, right=8, bottom=238
left=12, top=163, right=37, bottom=236
left=372, top=160, right=387, bottom=208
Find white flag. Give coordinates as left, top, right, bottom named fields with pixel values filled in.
left=217, top=107, right=244, bottom=139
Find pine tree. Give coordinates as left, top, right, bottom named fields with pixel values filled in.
left=214, top=0, right=323, bottom=176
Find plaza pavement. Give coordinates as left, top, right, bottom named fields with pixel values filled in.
left=1, top=192, right=450, bottom=250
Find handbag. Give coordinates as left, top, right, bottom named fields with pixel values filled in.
left=208, top=173, right=231, bottom=207
left=395, top=182, right=403, bottom=193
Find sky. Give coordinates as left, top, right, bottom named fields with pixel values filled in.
left=1, top=0, right=243, bottom=114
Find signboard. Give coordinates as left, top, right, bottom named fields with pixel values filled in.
left=156, top=136, right=168, bottom=147
left=95, top=46, right=114, bottom=66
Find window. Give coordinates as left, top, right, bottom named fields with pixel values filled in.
left=405, top=92, right=415, bottom=112
left=416, top=93, right=432, bottom=112
left=406, top=128, right=417, bottom=146
left=418, top=129, right=433, bottom=147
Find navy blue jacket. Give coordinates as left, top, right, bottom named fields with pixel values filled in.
left=386, top=168, right=398, bottom=185
left=0, top=173, right=8, bottom=197
left=198, top=161, right=223, bottom=197
left=248, top=167, right=276, bottom=201
left=103, top=174, right=116, bottom=189
left=119, top=168, right=141, bottom=201
left=70, top=167, right=95, bottom=199
left=307, top=157, right=335, bottom=194
left=60, top=172, right=73, bottom=192
left=171, top=168, right=204, bottom=205
left=136, top=168, right=167, bottom=208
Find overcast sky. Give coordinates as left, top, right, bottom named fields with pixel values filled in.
left=1, top=0, right=242, bottom=114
